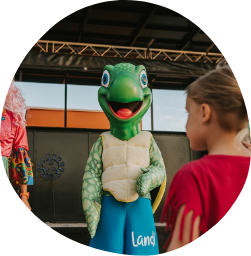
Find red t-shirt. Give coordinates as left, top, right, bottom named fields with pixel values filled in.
left=161, top=154, right=250, bottom=247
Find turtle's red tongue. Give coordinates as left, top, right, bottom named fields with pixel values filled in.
left=116, top=108, right=133, bottom=119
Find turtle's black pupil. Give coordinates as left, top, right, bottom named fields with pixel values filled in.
left=104, top=75, right=107, bottom=83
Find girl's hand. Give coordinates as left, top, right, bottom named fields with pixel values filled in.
left=242, top=141, right=251, bottom=151
left=21, top=196, right=32, bottom=211
left=167, top=205, right=200, bottom=252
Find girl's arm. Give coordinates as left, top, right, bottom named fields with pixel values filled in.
left=20, top=185, right=27, bottom=193
left=167, top=204, right=200, bottom=252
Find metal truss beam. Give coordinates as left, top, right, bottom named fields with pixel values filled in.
left=35, top=40, right=225, bottom=64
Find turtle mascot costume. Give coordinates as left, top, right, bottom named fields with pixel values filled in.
left=82, top=63, right=166, bottom=255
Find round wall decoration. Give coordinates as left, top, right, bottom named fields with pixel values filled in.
left=37, top=154, right=65, bottom=180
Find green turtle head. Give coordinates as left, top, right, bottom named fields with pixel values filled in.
left=98, top=63, right=152, bottom=140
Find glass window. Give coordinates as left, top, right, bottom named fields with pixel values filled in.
left=142, top=107, right=151, bottom=131
left=67, top=84, right=109, bottom=129
left=153, top=89, right=188, bottom=132
left=15, top=81, right=65, bottom=109
left=15, top=81, right=188, bottom=131
left=15, top=81, right=65, bottom=127
left=67, top=84, right=101, bottom=110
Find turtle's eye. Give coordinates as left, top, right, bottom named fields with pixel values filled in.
left=101, top=70, right=110, bottom=88
left=139, top=70, right=148, bottom=89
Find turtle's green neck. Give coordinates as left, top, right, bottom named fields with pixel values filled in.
left=110, top=120, right=141, bottom=141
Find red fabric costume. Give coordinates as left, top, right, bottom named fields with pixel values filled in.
left=1, top=80, right=33, bottom=186
left=161, top=154, right=250, bottom=248
left=1, top=110, right=29, bottom=157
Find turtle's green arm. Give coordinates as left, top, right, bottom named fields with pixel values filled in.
left=82, top=137, right=103, bottom=238
left=136, top=136, right=166, bottom=197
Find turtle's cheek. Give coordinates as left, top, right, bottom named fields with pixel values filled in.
left=98, top=87, right=108, bottom=104
left=98, top=86, right=108, bottom=97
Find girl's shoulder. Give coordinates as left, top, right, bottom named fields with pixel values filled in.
left=176, top=156, right=208, bottom=174
left=177, top=154, right=250, bottom=177
left=171, top=160, right=202, bottom=184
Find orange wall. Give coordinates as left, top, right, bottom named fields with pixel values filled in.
left=67, top=110, right=110, bottom=129
left=27, top=108, right=142, bottom=130
left=27, top=109, right=65, bottom=127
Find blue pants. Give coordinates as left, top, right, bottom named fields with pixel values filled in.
left=90, top=196, right=159, bottom=255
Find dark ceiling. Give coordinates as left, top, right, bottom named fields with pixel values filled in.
left=0, top=0, right=251, bottom=53
left=41, top=1, right=218, bottom=52
left=0, top=0, right=251, bottom=93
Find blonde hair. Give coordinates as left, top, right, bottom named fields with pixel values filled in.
left=186, top=66, right=248, bottom=131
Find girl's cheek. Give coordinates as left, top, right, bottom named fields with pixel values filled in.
left=186, top=122, right=196, bottom=144
left=185, top=118, right=190, bottom=133
left=185, top=125, right=192, bottom=141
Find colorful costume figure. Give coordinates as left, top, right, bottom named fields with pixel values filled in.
left=1, top=80, right=33, bottom=186
left=82, top=63, right=166, bottom=255
left=0, top=80, right=33, bottom=186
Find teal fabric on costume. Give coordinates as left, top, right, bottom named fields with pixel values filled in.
left=89, top=196, right=159, bottom=255
left=2, top=156, right=9, bottom=178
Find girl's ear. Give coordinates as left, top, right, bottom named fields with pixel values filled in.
left=201, top=103, right=211, bottom=124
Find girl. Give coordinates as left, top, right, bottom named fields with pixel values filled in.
left=161, top=66, right=250, bottom=252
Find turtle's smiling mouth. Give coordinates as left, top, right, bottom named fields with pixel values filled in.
left=107, top=100, right=143, bottom=119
